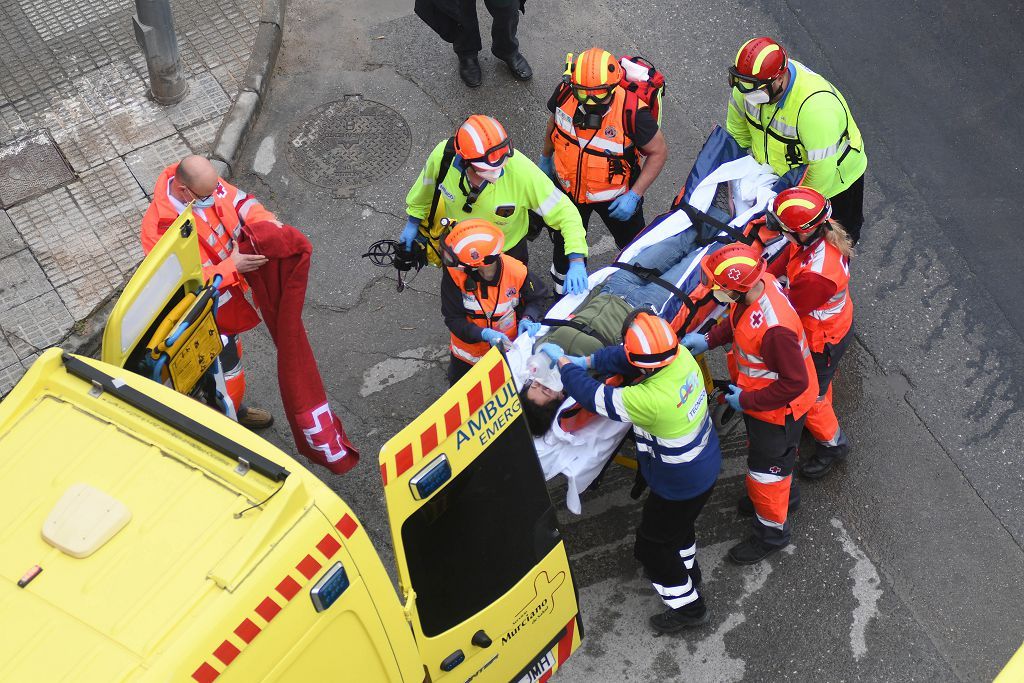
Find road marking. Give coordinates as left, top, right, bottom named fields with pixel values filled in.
left=560, top=540, right=776, bottom=683
left=831, top=518, right=882, bottom=660
left=359, top=346, right=446, bottom=397
left=254, top=135, right=276, bottom=175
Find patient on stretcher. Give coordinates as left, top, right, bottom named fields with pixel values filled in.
left=519, top=229, right=703, bottom=435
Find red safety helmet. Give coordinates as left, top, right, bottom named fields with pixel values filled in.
left=442, top=218, right=505, bottom=270
left=729, top=37, right=788, bottom=92
left=623, top=310, right=679, bottom=369
left=568, top=48, right=623, bottom=105
left=454, top=115, right=514, bottom=167
left=767, top=187, right=832, bottom=237
left=699, top=243, right=767, bottom=293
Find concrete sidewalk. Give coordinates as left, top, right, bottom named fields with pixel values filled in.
left=0, top=0, right=270, bottom=393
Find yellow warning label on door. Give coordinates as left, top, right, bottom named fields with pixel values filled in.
left=167, top=310, right=222, bottom=393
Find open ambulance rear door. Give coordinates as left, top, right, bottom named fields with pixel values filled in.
left=379, top=348, right=583, bottom=682
left=101, top=207, right=203, bottom=370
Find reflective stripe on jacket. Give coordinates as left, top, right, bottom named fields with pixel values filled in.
left=446, top=254, right=528, bottom=364
left=726, top=60, right=866, bottom=198
left=731, top=274, right=818, bottom=424
left=551, top=85, right=639, bottom=204
left=785, top=238, right=853, bottom=351
left=585, top=346, right=721, bottom=500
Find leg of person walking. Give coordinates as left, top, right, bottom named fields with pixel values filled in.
left=484, top=0, right=532, bottom=80
left=453, top=0, right=484, bottom=86
left=828, top=175, right=865, bottom=245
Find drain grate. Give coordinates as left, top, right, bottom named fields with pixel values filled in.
left=286, top=98, right=411, bottom=189
left=0, top=132, right=76, bottom=209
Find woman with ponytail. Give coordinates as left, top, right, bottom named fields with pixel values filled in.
left=765, top=186, right=856, bottom=480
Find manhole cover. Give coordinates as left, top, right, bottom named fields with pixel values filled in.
left=287, top=98, right=412, bottom=189
left=0, top=131, right=76, bottom=209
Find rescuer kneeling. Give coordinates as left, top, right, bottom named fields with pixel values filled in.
left=441, top=219, right=548, bottom=386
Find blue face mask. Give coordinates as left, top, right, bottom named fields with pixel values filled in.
left=192, top=195, right=215, bottom=209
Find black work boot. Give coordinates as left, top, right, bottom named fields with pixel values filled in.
left=737, top=486, right=801, bottom=517
left=799, top=440, right=851, bottom=480
left=728, top=536, right=785, bottom=565
left=649, top=603, right=709, bottom=634
left=458, top=54, right=482, bottom=88
left=496, top=51, right=532, bottom=80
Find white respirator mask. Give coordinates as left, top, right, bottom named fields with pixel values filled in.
left=471, top=161, right=505, bottom=183
left=743, top=88, right=771, bottom=106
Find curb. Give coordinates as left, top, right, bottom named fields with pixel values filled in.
left=64, top=0, right=285, bottom=356
left=211, top=0, right=286, bottom=178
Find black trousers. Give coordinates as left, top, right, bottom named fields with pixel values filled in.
left=504, top=236, right=529, bottom=266
left=634, top=485, right=714, bottom=611
left=415, top=0, right=520, bottom=59
left=550, top=197, right=646, bottom=279
left=812, top=323, right=854, bottom=398
left=744, top=413, right=805, bottom=547
left=447, top=353, right=474, bottom=387
left=829, top=174, right=865, bottom=245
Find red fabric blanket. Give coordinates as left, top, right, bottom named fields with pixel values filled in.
left=239, top=220, right=359, bottom=474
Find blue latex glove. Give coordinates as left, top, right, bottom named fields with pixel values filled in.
left=538, top=154, right=555, bottom=179
left=518, top=318, right=542, bottom=338
left=538, top=343, right=565, bottom=365
left=400, top=216, right=423, bottom=249
left=480, top=328, right=512, bottom=349
left=682, top=332, right=709, bottom=356
left=725, top=384, right=744, bottom=413
left=564, top=259, right=589, bottom=296
left=608, top=190, right=641, bottom=221
left=566, top=355, right=588, bottom=369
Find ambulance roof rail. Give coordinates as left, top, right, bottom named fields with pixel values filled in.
left=61, top=353, right=290, bottom=482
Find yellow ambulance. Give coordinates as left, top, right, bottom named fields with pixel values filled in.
left=0, top=210, right=582, bottom=682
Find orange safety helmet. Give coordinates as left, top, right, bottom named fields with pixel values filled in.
left=567, top=48, right=623, bottom=104
left=622, top=310, right=679, bottom=369
left=442, top=218, right=505, bottom=270
left=767, top=186, right=832, bottom=236
left=699, top=243, right=767, bottom=292
left=454, top=115, right=514, bottom=167
left=729, top=37, right=788, bottom=92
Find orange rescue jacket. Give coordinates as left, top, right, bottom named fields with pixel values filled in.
left=784, top=238, right=853, bottom=352
left=141, top=164, right=277, bottom=335
left=731, top=274, right=818, bottom=424
left=447, top=255, right=528, bottom=365
left=551, top=86, right=641, bottom=204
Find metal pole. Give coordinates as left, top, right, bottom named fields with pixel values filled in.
left=132, top=0, right=188, bottom=105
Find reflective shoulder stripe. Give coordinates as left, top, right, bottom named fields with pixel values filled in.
left=729, top=97, right=744, bottom=116
left=536, top=188, right=564, bottom=217
left=809, top=240, right=826, bottom=273
left=594, top=385, right=628, bottom=422
left=757, top=294, right=780, bottom=326
left=743, top=99, right=760, bottom=119
left=236, top=197, right=258, bottom=218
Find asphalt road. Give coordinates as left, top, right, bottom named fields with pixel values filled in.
left=231, top=0, right=1024, bottom=679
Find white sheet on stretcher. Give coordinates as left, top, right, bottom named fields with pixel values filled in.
left=509, top=155, right=781, bottom=514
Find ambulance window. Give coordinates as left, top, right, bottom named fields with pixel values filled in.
left=401, top=415, right=559, bottom=637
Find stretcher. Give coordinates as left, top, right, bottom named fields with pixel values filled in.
left=508, top=126, right=805, bottom=513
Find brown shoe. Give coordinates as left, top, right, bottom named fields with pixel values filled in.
left=238, top=405, right=274, bottom=430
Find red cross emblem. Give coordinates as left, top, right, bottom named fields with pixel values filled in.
left=726, top=267, right=742, bottom=281
left=750, top=311, right=763, bottom=328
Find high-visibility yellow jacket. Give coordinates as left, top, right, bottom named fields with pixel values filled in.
left=726, top=60, right=866, bottom=198
left=405, top=139, right=588, bottom=256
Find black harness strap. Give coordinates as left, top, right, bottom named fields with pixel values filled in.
left=539, top=318, right=615, bottom=348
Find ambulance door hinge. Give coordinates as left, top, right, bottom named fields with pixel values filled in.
left=403, top=589, right=417, bottom=624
